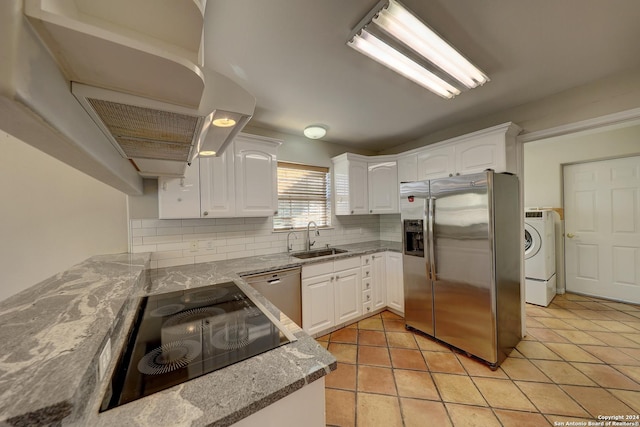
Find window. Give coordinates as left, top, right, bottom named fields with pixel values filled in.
left=274, top=162, right=331, bottom=230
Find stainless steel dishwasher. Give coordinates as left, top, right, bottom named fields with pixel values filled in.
left=243, top=267, right=302, bottom=327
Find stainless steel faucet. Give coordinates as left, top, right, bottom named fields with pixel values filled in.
left=286, top=231, right=298, bottom=253
left=306, top=221, right=319, bottom=251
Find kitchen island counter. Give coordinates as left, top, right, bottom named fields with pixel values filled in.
left=0, top=240, right=400, bottom=426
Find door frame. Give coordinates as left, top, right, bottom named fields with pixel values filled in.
left=520, top=107, right=640, bottom=300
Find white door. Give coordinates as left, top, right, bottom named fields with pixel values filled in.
left=368, top=161, right=399, bottom=214
left=334, top=267, right=362, bottom=324
left=417, top=145, right=455, bottom=180
left=397, top=154, right=418, bottom=183
left=234, top=138, right=278, bottom=217
left=302, top=273, right=335, bottom=335
left=199, top=146, right=235, bottom=217
left=455, top=134, right=506, bottom=175
left=349, top=160, right=368, bottom=214
left=564, top=156, right=640, bottom=303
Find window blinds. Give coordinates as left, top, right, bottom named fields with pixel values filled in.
left=274, top=162, right=331, bottom=230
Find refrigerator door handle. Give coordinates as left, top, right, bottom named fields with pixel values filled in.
left=428, top=197, right=437, bottom=281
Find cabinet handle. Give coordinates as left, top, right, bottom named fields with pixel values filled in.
left=351, top=210, right=354, bottom=214
left=366, top=307, right=371, bottom=312
left=203, top=211, right=209, bottom=216
left=366, top=259, right=369, bottom=264
left=366, top=283, right=370, bottom=288
left=331, top=276, right=335, bottom=281
left=336, top=275, right=340, bottom=280
left=456, top=172, right=460, bottom=176
left=369, top=210, right=373, bottom=213
left=274, top=211, right=278, bottom=215
left=449, top=173, right=453, bottom=177
left=366, top=295, right=371, bottom=301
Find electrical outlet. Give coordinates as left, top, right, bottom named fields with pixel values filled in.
left=189, top=240, right=198, bottom=252
left=206, top=240, right=214, bottom=250
left=98, top=338, right=111, bottom=381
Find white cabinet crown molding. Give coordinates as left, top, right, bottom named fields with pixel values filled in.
left=398, top=122, right=522, bottom=158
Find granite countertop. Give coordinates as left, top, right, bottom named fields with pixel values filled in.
left=0, top=240, right=400, bottom=426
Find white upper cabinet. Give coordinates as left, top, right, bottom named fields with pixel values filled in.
left=333, top=154, right=368, bottom=215
left=234, top=135, right=280, bottom=217
left=417, top=145, right=455, bottom=180
left=200, top=144, right=235, bottom=218
left=333, top=153, right=399, bottom=215
left=159, top=134, right=281, bottom=219
left=158, top=160, right=201, bottom=219
left=455, top=134, right=507, bottom=175
left=415, top=122, right=521, bottom=180
left=368, top=161, right=398, bottom=214
left=397, top=154, right=418, bottom=183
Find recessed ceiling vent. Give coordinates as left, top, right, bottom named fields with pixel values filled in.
left=72, top=69, right=255, bottom=177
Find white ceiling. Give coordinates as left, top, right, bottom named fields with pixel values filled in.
left=204, top=0, right=640, bottom=152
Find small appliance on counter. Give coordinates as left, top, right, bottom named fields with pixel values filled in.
left=100, top=281, right=296, bottom=411
left=401, top=171, right=522, bottom=369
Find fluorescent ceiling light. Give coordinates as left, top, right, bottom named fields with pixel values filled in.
left=348, top=0, right=488, bottom=98
left=350, top=30, right=460, bottom=99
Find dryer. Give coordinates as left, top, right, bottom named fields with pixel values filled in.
left=525, top=210, right=556, bottom=306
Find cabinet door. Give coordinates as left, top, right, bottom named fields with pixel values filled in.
left=349, top=160, right=368, bottom=215
left=334, top=267, right=362, bottom=324
left=454, top=135, right=506, bottom=175
left=417, top=145, right=455, bottom=180
left=302, top=273, right=335, bottom=335
left=199, top=145, right=235, bottom=217
left=235, top=137, right=278, bottom=217
left=397, top=154, right=418, bottom=183
left=371, top=253, right=387, bottom=310
left=368, top=161, right=399, bottom=214
left=386, top=252, right=404, bottom=313
left=158, top=161, right=201, bottom=219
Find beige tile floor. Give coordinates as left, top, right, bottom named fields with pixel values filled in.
left=317, top=293, right=640, bottom=427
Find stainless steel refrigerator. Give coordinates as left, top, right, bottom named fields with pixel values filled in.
left=401, top=171, right=521, bottom=368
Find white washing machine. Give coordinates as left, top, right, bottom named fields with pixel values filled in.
left=525, top=209, right=556, bottom=306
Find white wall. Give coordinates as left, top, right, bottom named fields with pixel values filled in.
left=383, top=67, right=640, bottom=155
left=0, top=131, right=129, bottom=302
left=523, top=122, right=640, bottom=292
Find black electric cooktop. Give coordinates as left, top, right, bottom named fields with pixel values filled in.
left=101, top=281, right=294, bottom=411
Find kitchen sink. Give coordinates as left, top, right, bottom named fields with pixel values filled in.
left=291, top=248, right=348, bottom=259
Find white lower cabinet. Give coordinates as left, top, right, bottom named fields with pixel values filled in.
left=302, top=257, right=361, bottom=335
left=362, top=253, right=387, bottom=314
left=334, top=266, right=362, bottom=324
left=302, top=252, right=403, bottom=335
left=386, top=251, right=404, bottom=313
left=301, top=272, right=335, bottom=335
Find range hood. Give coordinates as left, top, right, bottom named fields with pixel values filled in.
left=72, top=69, right=255, bottom=177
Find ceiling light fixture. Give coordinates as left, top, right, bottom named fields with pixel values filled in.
left=199, top=150, right=217, bottom=157
left=303, top=125, right=327, bottom=139
left=347, top=0, right=488, bottom=99
left=212, top=117, right=236, bottom=127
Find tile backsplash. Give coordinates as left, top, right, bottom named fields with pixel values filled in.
left=130, top=215, right=400, bottom=269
